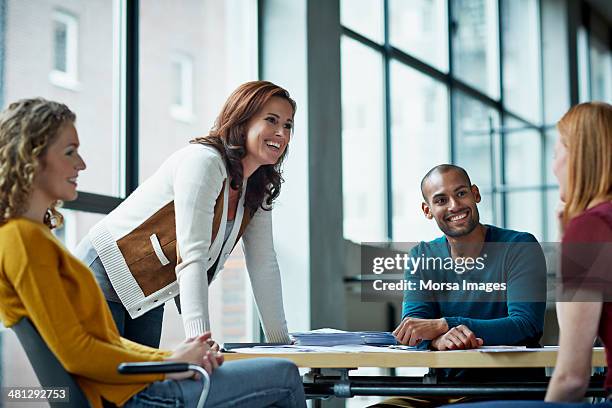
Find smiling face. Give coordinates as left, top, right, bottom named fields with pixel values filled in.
left=242, top=96, right=294, bottom=170
left=421, top=169, right=481, bottom=238
left=33, top=122, right=86, bottom=203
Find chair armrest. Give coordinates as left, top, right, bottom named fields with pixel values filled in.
left=118, top=362, right=190, bottom=374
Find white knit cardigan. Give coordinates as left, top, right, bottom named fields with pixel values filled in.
left=84, top=144, right=290, bottom=342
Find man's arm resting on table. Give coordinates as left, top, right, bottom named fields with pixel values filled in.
left=430, top=325, right=483, bottom=350
left=442, top=301, right=545, bottom=346
left=393, top=316, right=448, bottom=346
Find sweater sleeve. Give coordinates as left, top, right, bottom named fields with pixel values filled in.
left=9, top=235, right=166, bottom=384
left=120, top=337, right=172, bottom=359
left=173, top=149, right=225, bottom=338
left=444, top=235, right=546, bottom=346
left=401, top=245, right=438, bottom=350
left=241, top=208, right=290, bottom=343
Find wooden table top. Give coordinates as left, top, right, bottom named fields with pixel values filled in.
left=224, top=348, right=607, bottom=369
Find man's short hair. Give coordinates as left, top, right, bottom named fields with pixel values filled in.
left=420, top=164, right=473, bottom=201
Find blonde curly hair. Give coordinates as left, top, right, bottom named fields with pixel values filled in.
left=0, top=98, right=76, bottom=229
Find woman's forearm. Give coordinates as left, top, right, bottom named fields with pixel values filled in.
left=545, top=368, right=590, bottom=402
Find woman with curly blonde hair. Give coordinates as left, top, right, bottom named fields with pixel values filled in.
left=0, top=98, right=306, bottom=408
left=0, top=98, right=75, bottom=228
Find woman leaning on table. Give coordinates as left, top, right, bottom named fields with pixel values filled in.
left=0, top=98, right=306, bottom=407
left=75, top=81, right=295, bottom=348
left=446, top=102, right=612, bottom=408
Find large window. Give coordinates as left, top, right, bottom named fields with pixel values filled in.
left=390, top=62, right=449, bottom=241
left=501, top=0, right=541, bottom=124
left=339, top=0, right=597, bottom=245
left=4, top=0, right=119, bottom=198
left=389, top=0, right=448, bottom=72
left=139, top=0, right=259, bottom=348
left=0, top=0, right=259, bottom=389
left=451, top=0, right=500, bottom=99
left=341, top=36, right=386, bottom=242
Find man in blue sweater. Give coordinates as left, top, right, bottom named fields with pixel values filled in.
left=374, top=164, right=547, bottom=407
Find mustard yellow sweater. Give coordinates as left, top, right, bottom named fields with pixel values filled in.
left=0, top=218, right=172, bottom=407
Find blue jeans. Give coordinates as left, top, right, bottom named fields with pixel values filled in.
left=123, top=358, right=306, bottom=408
left=89, top=256, right=166, bottom=348
left=107, top=300, right=165, bottom=348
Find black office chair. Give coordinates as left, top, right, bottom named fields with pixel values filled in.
left=12, top=318, right=210, bottom=408
left=11, top=318, right=91, bottom=408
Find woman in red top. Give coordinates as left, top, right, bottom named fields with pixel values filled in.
left=447, top=102, right=612, bottom=408
left=547, top=101, right=611, bottom=402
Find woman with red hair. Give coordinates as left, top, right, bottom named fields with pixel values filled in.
left=76, top=81, right=296, bottom=348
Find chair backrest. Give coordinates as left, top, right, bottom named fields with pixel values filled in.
left=11, top=318, right=91, bottom=408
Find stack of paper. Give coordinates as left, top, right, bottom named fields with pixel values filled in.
left=291, top=328, right=397, bottom=346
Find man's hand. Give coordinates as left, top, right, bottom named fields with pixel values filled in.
left=430, top=325, right=483, bottom=350
left=393, top=317, right=449, bottom=346
left=164, top=332, right=224, bottom=379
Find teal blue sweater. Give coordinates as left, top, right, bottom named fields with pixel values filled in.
left=402, top=225, right=546, bottom=349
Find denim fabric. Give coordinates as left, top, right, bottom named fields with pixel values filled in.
left=107, top=300, right=165, bottom=348
left=87, top=247, right=121, bottom=303
left=89, top=255, right=165, bottom=348
left=123, top=358, right=306, bottom=408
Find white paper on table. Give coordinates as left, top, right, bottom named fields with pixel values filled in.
left=476, top=346, right=529, bottom=353
left=230, top=345, right=321, bottom=353
left=440, top=346, right=530, bottom=353
left=476, top=346, right=556, bottom=353
left=230, top=344, right=430, bottom=354
left=448, top=346, right=600, bottom=353
left=326, top=345, right=428, bottom=353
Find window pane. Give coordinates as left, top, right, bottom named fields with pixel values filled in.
left=53, top=20, right=68, bottom=72
left=340, top=0, right=384, bottom=44
left=546, top=188, right=561, bottom=241
left=545, top=129, right=559, bottom=185
left=501, top=0, right=541, bottom=123
left=503, top=117, right=541, bottom=188
left=171, top=60, right=183, bottom=106
left=55, top=209, right=106, bottom=252
left=590, top=35, right=612, bottom=103
left=341, top=37, right=386, bottom=242
left=577, top=26, right=590, bottom=102
left=389, top=0, right=449, bottom=72
left=478, top=192, right=499, bottom=226
left=139, top=0, right=257, bottom=181
left=453, top=91, right=500, bottom=190
left=3, top=1, right=120, bottom=196
left=506, top=190, right=543, bottom=241
left=453, top=92, right=501, bottom=225
left=451, top=0, right=500, bottom=99
left=541, top=0, right=570, bottom=125
left=390, top=61, right=449, bottom=241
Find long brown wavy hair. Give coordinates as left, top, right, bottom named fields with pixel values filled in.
left=191, top=81, right=296, bottom=215
left=0, top=98, right=76, bottom=229
left=557, top=101, right=612, bottom=226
